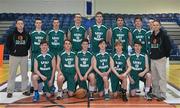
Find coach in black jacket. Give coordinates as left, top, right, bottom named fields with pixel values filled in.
left=6, top=19, right=31, bottom=98
left=150, top=20, right=172, bottom=101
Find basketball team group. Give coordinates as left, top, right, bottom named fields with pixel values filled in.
left=6, top=11, right=172, bottom=102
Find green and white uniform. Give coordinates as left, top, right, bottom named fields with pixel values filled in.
left=91, top=24, right=108, bottom=53
left=30, top=30, right=46, bottom=72
left=48, top=29, right=65, bottom=56
left=77, top=51, right=93, bottom=89
left=95, top=52, right=110, bottom=92
left=129, top=53, right=146, bottom=90
left=59, top=51, right=76, bottom=92
left=145, top=30, right=153, bottom=55
left=69, top=25, right=86, bottom=52
left=35, top=51, right=54, bottom=92
left=112, top=26, right=130, bottom=53
left=111, top=52, right=128, bottom=92
left=132, top=28, right=147, bottom=53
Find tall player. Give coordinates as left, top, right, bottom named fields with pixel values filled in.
left=132, top=16, right=147, bottom=54
left=75, top=39, right=96, bottom=99
left=89, top=11, right=111, bottom=54
left=93, top=39, right=113, bottom=101
left=129, top=41, right=152, bottom=100
left=30, top=17, right=47, bottom=92
left=32, top=40, right=55, bottom=102
left=68, top=13, right=87, bottom=53
left=112, top=15, right=132, bottom=53
left=48, top=17, right=66, bottom=57
left=56, top=39, right=77, bottom=99
left=110, top=41, right=131, bottom=101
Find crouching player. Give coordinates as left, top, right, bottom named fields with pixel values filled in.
left=93, top=40, right=114, bottom=101
left=32, top=40, right=56, bottom=102
left=75, top=39, right=96, bottom=100
left=111, top=41, right=131, bottom=101
left=56, top=39, right=77, bottom=99
left=129, top=41, right=152, bottom=100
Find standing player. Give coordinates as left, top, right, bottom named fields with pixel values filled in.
left=30, top=17, right=47, bottom=92
left=129, top=41, right=152, bottom=100
left=132, top=16, right=147, bottom=54
left=56, top=39, right=77, bottom=99
left=75, top=39, right=96, bottom=99
left=89, top=11, right=111, bottom=54
left=112, top=16, right=132, bottom=53
left=93, top=39, right=113, bottom=101
left=110, top=41, right=131, bottom=101
left=48, top=17, right=66, bottom=57
left=68, top=13, right=87, bottom=53
left=32, top=40, right=55, bottom=102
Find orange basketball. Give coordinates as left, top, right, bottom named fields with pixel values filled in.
left=74, top=88, right=87, bottom=99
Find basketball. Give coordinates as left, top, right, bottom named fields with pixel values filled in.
left=74, top=88, right=87, bottom=99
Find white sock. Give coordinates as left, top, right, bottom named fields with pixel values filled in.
left=89, top=85, right=95, bottom=92
left=104, top=89, right=109, bottom=94
left=145, top=87, right=150, bottom=94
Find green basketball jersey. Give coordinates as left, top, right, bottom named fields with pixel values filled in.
left=59, top=51, right=76, bottom=74
left=132, top=28, right=147, bottom=53
left=77, top=51, right=93, bottom=75
left=130, top=53, right=145, bottom=72
left=35, top=52, right=54, bottom=77
left=145, top=30, right=153, bottom=54
left=112, top=26, right=130, bottom=53
left=30, top=30, right=46, bottom=53
left=48, top=29, right=65, bottom=55
left=112, top=52, right=128, bottom=73
left=95, top=52, right=110, bottom=72
left=69, top=25, right=86, bottom=52
left=91, top=24, right=108, bottom=53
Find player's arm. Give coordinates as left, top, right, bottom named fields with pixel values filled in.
left=84, top=56, right=94, bottom=79
left=50, top=56, right=56, bottom=82
left=75, top=56, right=83, bottom=80
left=56, top=55, right=63, bottom=75
left=84, top=30, right=88, bottom=39
left=88, top=27, right=92, bottom=41
left=124, top=57, right=132, bottom=75
left=139, top=54, right=149, bottom=77
left=34, top=59, right=46, bottom=81
left=128, top=31, right=132, bottom=46
left=110, top=57, right=120, bottom=77
left=106, top=28, right=112, bottom=45
left=106, top=56, right=113, bottom=74
left=92, top=56, right=103, bottom=77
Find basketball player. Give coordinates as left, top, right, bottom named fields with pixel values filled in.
left=89, top=11, right=111, bottom=54
left=112, top=15, right=132, bottom=53
left=132, top=16, right=147, bottom=54
left=32, top=40, right=56, bottom=102
left=68, top=13, right=87, bottom=53
left=129, top=41, right=152, bottom=100
left=93, top=39, right=113, bottom=101
left=56, top=39, right=77, bottom=99
left=75, top=39, right=96, bottom=100
left=110, top=41, right=131, bottom=101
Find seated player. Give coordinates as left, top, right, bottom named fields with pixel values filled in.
left=32, top=40, right=56, bottom=102
left=56, top=39, right=78, bottom=99
left=93, top=39, right=114, bottom=101
left=129, top=41, right=152, bottom=100
left=75, top=39, right=96, bottom=100
left=111, top=41, right=131, bottom=101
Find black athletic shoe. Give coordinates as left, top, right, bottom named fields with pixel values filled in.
left=89, top=92, right=94, bottom=100
left=7, top=93, right=12, bottom=98
left=30, top=87, right=34, bottom=94
left=22, top=91, right=31, bottom=96
left=121, top=89, right=128, bottom=102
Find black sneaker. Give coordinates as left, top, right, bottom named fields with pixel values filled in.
left=145, top=92, right=152, bottom=101
left=121, top=89, right=128, bottom=102
left=22, top=91, right=31, bottom=96
left=7, top=93, right=12, bottom=98
left=30, top=87, right=34, bottom=94
left=89, top=92, right=94, bottom=100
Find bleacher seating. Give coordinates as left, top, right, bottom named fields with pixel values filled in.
left=0, top=13, right=180, bottom=60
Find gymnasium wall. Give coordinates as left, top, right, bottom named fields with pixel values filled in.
left=0, top=0, right=180, bottom=15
